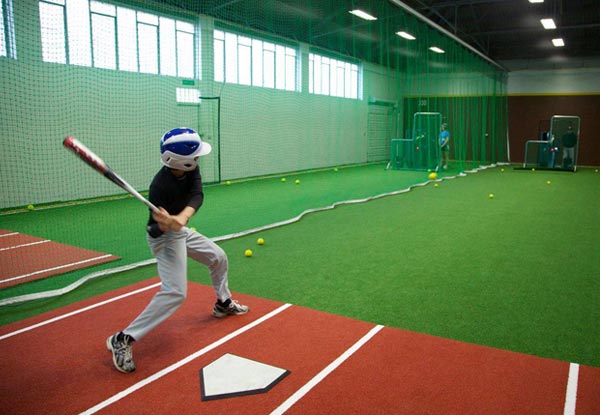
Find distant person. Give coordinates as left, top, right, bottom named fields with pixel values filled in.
left=439, top=123, right=450, bottom=170
left=561, top=125, right=577, bottom=168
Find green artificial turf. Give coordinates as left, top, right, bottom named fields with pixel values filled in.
left=0, top=163, right=426, bottom=300
left=2, top=164, right=599, bottom=368
left=198, top=166, right=600, bottom=366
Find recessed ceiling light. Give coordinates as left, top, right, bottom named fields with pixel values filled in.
left=541, top=18, right=556, bottom=29
left=528, top=0, right=544, bottom=3
left=349, top=9, right=377, bottom=21
left=552, top=38, right=565, bottom=47
left=429, top=46, right=445, bottom=54
left=396, top=31, right=416, bottom=40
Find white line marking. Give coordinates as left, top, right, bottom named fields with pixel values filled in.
left=0, top=232, right=19, bottom=238
left=0, top=282, right=161, bottom=341
left=269, top=324, right=384, bottom=415
left=0, top=239, right=50, bottom=251
left=0, top=254, right=114, bottom=284
left=563, top=362, right=579, bottom=415
left=79, top=303, right=293, bottom=415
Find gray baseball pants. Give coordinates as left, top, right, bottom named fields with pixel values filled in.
left=123, top=227, right=231, bottom=341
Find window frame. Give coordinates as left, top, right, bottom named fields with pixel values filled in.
left=309, top=52, right=361, bottom=100
left=213, top=26, right=299, bottom=92
left=0, top=0, right=17, bottom=59
left=38, top=0, right=196, bottom=78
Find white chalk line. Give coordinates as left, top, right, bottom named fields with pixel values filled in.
left=79, top=303, right=293, bottom=415
left=0, top=254, right=114, bottom=284
left=270, top=324, right=384, bottom=415
left=0, top=239, right=51, bottom=251
left=0, top=281, right=161, bottom=341
left=563, top=362, right=579, bottom=415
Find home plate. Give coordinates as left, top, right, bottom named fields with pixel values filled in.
left=200, top=353, right=290, bottom=401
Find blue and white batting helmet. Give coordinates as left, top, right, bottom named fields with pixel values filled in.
left=160, top=127, right=211, bottom=171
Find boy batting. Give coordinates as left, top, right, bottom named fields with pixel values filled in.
left=107, top=127, right=249, bottom=373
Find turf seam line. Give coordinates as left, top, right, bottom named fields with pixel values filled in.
left=563, top=362, right=579, bottom=415
left=78, top=303, right=293, bottom=415
left=269, top=324, right=384, bottom=415
left=0, top=282, right=161, bottom=341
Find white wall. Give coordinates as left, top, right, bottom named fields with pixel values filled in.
left=508, top=67, right=600, bottom=95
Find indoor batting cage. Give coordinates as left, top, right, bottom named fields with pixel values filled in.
left=1, top=0, right=508, bottom=301
left=522, top=115, right=581, bottom=172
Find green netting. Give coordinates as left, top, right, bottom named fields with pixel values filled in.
left=388, top=112, right=442, bottom=171
left=0, top=0, right=508, bottom=299
left=521, top=115, right=580, bottom=171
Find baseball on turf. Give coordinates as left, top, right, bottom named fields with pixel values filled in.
left=257, top=238, right=264, bottom=245
left=244, top=249, right=253, bottom=257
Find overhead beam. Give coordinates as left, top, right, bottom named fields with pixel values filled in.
left=387, top=0, right=507, bottom=71
left=211, top=0, right=245, bottom=12
left=472, top=23, right=600, bottom=36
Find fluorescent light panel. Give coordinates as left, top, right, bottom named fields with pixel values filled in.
left=528, top=0, right=544, bottom=3
left=552, top=38, right=564, bottom=47
left=541, top=18, right=556, bottom=29
left=349, top=9, right=377, bottom=21
left=429, top=46, right=445, bottom=54
left=396, top=31, right=416, bottom=40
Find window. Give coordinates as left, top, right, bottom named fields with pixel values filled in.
left=137, top=12, right=158, bottom=74
left=214, top=29, right=298, bottom=91
left=90, top=1, right=116, bottom=69
left=0, top=0, right=5, bottom=57
left=309, top=53, right=360, bottom=99
left=67, top=0, right=91, bottom=66
left=1, top=0, right=16, bottom=58
left=38, top=0, right=195, bottom=77
left=176, top=87, right=201, bottom=104
left=117, top=7, right=137, bottom=71
left=39, top=0, right=66, bottom=63
left=176, top=21, right=195, bottom=78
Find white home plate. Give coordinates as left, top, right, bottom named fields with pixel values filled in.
left=200, top=353, right=290, bottom=401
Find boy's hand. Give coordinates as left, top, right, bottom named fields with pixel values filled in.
left=153, top=207, right=182, bottom=232
left=152, top=206, right=195, bottom=232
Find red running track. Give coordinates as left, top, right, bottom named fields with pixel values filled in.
left=0, top=279, right=598, bottom=414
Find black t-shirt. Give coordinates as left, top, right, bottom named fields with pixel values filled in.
left=146, top=166, right=204, bottom=236
left=562, top=131, right=577, bottom=148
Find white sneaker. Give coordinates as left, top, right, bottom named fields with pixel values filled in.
left=106, top=332, right=136, bottom=373
left=212, top=299, right=249, bottom=318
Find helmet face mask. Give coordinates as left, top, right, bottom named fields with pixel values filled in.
left=160, top=128, right=211, bottom=171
